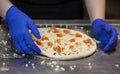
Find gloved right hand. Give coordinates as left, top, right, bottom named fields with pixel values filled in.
left=91, top=19, right=118, bottom=51
left=5, top=6, right=41, bottom=54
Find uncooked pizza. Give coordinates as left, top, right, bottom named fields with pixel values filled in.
left=32, top=26, right=97, bottom=60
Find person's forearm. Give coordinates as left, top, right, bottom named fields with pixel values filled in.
left=0, top=0, right=13, bottom=18
left=85, top=0, right=105, bottom=22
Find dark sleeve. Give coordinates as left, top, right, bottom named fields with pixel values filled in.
left=10, top=0, right=83, bottom=19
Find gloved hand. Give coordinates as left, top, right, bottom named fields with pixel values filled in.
left=92, top=18, right=118, bottom=51
left=5, top=6, right=41, bottom=54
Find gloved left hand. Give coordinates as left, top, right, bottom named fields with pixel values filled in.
left=92, top=18, right=118, bottom=51
left=5, top=6, right=41, bottom=54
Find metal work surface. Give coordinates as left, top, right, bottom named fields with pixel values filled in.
left=0, top=20, right=120, bottom=74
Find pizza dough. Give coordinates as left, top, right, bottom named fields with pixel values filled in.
left=32, top=26, right=97, bottom=60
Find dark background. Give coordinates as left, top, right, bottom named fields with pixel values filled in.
left=0, top=0, right=120, bottom=24
left=106, top=0, right=120, bottom=19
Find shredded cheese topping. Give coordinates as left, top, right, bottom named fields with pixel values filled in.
left=32, top=26, right=96, bottom=58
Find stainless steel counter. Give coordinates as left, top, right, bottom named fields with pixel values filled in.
left=0, top=20, right=120, bottom=74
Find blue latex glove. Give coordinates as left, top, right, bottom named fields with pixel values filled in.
left=92, top=18, right=118, bottom=51
left=5, top=6, right=41, bottom=54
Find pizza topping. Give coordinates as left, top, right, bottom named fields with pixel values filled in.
left=69, top=38, right=75, bottom=42
left=62, top=53, right=66, bottom=55
left=55, top=39, right=61, bottom=44
left=53, top=46, right=65, bottom=54
left=56, top=33, right=63, bottom=37
left=47, top=29, right=51, bottom=33
left=69, top=45, right=74, bottom=49
left=35, top=40, right=43, bottom=46
left=48, top=26, right=59, bottom=33
left=53, top=28, right=59, bottom=33
left=83, top=39, right=93, bottom=45
left=53, top=46, right=61, bottom=51
left=48, top=42, right=53, bottom=47
left=75, top=33, right=82, bottom=37
left=41, top=36, right=49, bottom=41
left=63, top=29, right=70, bottom=34
left=53, top=46, right=62, bottom=53
left=62, top=47, right=65, bottom=51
